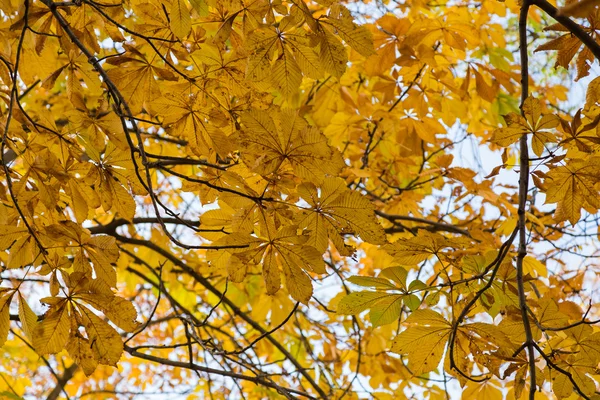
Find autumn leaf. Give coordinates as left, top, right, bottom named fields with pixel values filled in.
left=78, top=306, right=123, bottom=366
left=0, top=290, right=14, bottom=347
left=170, top=0, right=191, bottom=39
left=17, top=294, right=38, bottom=342
left=296, top=177, right=386, bottom=255
left=535, top=11, right=600, bottom=80
left=66, top=331, right=99, bottom=376
left=544, top=159, right=600, bottom=224
left=391, top=310, right=452, bottom=375
left=209, top=223, right=326, bottom=303
left=34, top=298, right=70, bottom=355
left=1, top=0, right=599, bottom=397
left=491, top=97, right=559, bottom=156
left=234, top=110, right=345, bottom=180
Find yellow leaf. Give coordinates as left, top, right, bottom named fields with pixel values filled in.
left=390, top=310, right=451, bottom=375
left=384, top=231, right=464, bottom=265
left=337, top=291, right=395, bottom=315
left=66, top=332, right=99, bottom=376
left=236, top=110, right=344, bottom=180
left=79, top=305, right=123, bottom=366
left=559, top=0, right=600, bottom=17
left=323, top=17, right=375, bottom=57
left=523, top=256, right=547, bottom=278
left=379, top=267, right=409, bottom=289
left=271, top=49, right=303, bottom=98
left=536, top=299, right=569, bottom=329
left=347, top=276, right=398, bottom=290
left=0, top=291, right=14, bottom=347
left=170, top=0, right=191, bottom=40
left=7, top=235, right=38, bottom=269
left=287, top=35, right=324, bottom=79
left=76, top=291, right=140, bottom=333
left=318, top=30, right=347, bottom=78
left=34, top=299, right=70, bottom=354
left=0, top=226, right=28, bottom=250
left=462, top=379, right=503, bottom=400
left=17, top=294, right=37, bottom=342
left=188, top=0, right=208, bottom=16
left=296, top=177, right=386, bottom=255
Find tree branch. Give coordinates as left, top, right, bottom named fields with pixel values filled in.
left=124, top=345, right=316, bottom=400
left=376, top=211, right=472, bottom=237
left=113, top=234, right=330, bottom=399
left=517, top=4, right=537, bottom=399
left=532, top=0, right=600, bottom=61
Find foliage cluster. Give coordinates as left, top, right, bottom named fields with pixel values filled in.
left=1, top=0, right=600, bottom=398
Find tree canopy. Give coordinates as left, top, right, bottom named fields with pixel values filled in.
left=1, top=0, right=600, bottom=398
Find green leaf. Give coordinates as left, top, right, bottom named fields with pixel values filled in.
left=379, top=266, right=408, bottom=289
left=369, top=295, right=403, bottom=327
left=403, top=294, right=421, bottom=311
left=0, top=392, right=25, bottom=400
left=347, top=276, right=398, bottom=290
left=408, top=279, right=428, bottom=292
left=337, top=291, right=391, bottom=315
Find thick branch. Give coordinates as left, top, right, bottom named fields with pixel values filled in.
left=124, top=345, right=316, bottom=400
left=517, top=5, right=537, bottom=399
left=87, top=217, right=227, bottom=235
left=376, top=211, right=471, bottom=237
left=46, top=364, right=79, bottom=400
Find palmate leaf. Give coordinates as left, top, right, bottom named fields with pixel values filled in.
left=544, top=159, right=600, bottom=224
left=29, top=272, right=138, bottom=375
left=105, top=56, right=162, bottom=115
left=150, top=89, right=233, bottom=158
left=535, top=11, right=600, bottom=81
left=296, top=177, right=386, bottom=255
left=244, top=24, right=319, bottom=96
left=390, top=310, right=452, bottom=375
left=209, top=224, right=326, bottom=303
left=337, top=267, right=422, bottom=326
left=234, top=110, right=344, bottom=181
left=383, top=231, right=467, bottom=265
left=4, top=0, right=600, bottom=394
left=491, top=97, right=559, bottom=156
